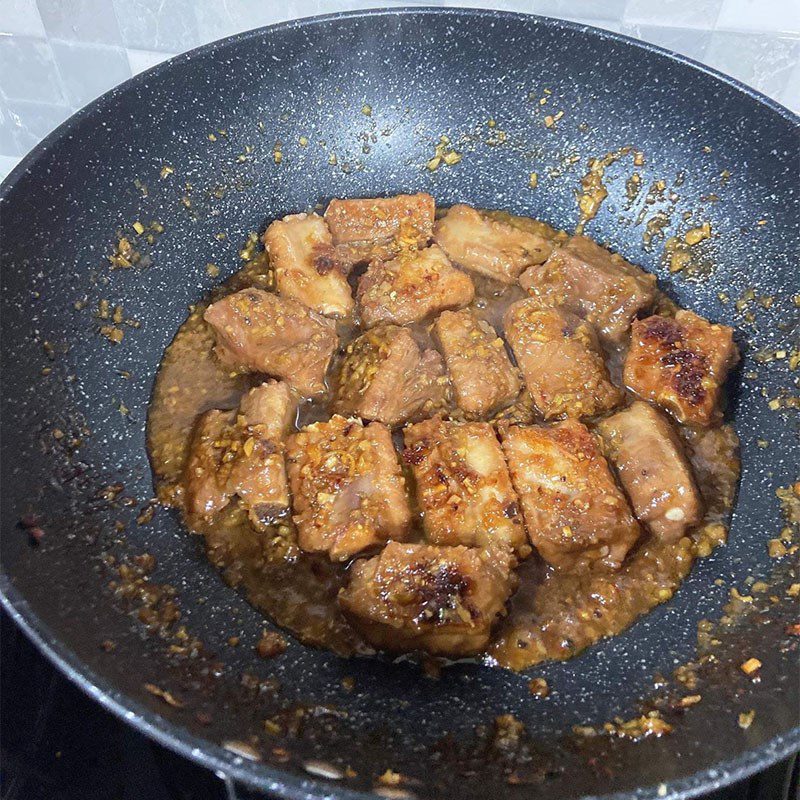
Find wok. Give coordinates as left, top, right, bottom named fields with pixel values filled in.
left=1, top=8, right=798, bottom=799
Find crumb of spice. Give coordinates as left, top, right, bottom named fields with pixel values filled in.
left=427, top=135, right=462, bottom=171
left=256, top=629, right=287, bottom=659
left=684, top=221, right=712, bottom=246
left=738, top=710, right=755, bottom=729
left=100, top=325, right=124, bottom=344
left=768, top=539, right=788, bottom=558
left=678, top=694, right=702, bottom=707
left=144, top=683, right=185, bottom=708
left=740, top=658, right=762, bottom=676
left=575, top=146, right=633, bottom=234
left=603, top=712, right=673, bottom=740
left=100, top=639, right=116, bottom=652
left=528, top=677, right=550, bottom=697
left=108, top=236, right=139, bottom=269
left=378, top=769, right=402, bottom=786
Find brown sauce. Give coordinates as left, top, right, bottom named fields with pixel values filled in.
left=146, top=211, right=739, bottom=671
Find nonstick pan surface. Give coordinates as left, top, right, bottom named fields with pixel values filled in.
left=1, top=8, right=798, bottom=800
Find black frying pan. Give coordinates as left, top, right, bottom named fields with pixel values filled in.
left=1, top=8, right=798, bottom=800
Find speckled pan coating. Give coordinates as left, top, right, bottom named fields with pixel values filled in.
left=1, top=9, right=798, bottom=800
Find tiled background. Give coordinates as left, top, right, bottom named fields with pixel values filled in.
left=1, top=0, right=798, bottom=182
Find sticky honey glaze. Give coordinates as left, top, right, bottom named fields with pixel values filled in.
left=147, top=213, right=739, bottom=671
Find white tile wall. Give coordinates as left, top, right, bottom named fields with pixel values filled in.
left=0, top=0, right=797, bottom=182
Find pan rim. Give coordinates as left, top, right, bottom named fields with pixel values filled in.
left=1, top=6, right=798, bottom=799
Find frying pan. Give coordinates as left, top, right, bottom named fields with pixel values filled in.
left=1, top=8, right=798, bottom=800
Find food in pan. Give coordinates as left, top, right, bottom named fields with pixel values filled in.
left=148, top=192, right=740, bottom=670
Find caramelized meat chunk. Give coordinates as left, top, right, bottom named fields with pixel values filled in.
left=597, top=401, right=703, bottom=542
left=504, top=298, right=622, bottom=420
left=357, top=244, right=474, bottom=328
left=226, top=382, right=297, bottom=526
left=434, top=310, right=520, bottom=417
left=183, top=381, right=297, bottom=526
left=500, top=420, right=641, bottom=569
left=286, top=415, right=411, bottom=561
left=624, top=310, right=738, bottom=426
left=263, top=212, right=353, bottom=318
left=404, top=417, right=528, bottom=557
left=236, top=380, right=297, bottom=441
left=204, top=289, right=338, bottom=397
left=334, top=325, right=448, bottom=426
left=339, top=541, right=513, bottom=656
left=434, top=204, right=555, bottom=283
left=184, top=408, right=235, bottom=518
left=519, top=235, right=657, bottom=344
left=324, top=193, right=435, bottom=267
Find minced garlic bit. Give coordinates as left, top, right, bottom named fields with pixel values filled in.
left=205, top=263, right=220, bottom=278
left=132, top=221, right=145, bottom=235
left=108, top=236, right=139, bottom=269
left=684, top=222, right=712, bottom=246
left=730, top=587, right=753, bottom=603
left=679, top=694, right=702, bottom=707
left=100, top=325, right=124, bottom=344
left=238, top=231, right=259, bottom=261
left=427, top=135, right=462, bottom=171
left=529, top=172, right=539, bottom=189
left=740, top=657, right=762, bottom=676
left=738, top=710, right=756, bottom=729
left=273, top=142, right=283, bottom=164
left=361, top=104, right=372, bottom=116
left=575, top=146, right=633, bottom=234
left=144, top=683, right=184, bottom=707
left=159, top=164, right=174, bottom=178
left=768, top=539, right=788, bottom=558
left=543, top=110, right=564, bottom=129
left=298, top=135, right=308, bottom=147
left=602, top=711, right=672, bottom=740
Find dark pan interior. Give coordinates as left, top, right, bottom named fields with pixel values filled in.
left=1, top=9, right=798, bottom=800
